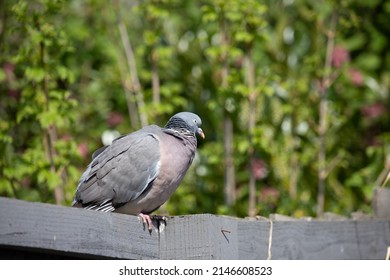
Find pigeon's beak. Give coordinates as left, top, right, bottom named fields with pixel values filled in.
left=197, top=128, right=205, bottom=139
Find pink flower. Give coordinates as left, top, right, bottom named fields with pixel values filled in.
left=260, top=186, right=279, bottom=203
left=62, top=134, right=71, bottom=141
left=107, top=112, right=124, bottom=128
left=78, top=143, right=89, bottom=159
left=251, top=158, right=268, bottom=180
left=332, top=46, right=349, bottom=68
left=361, top=103, right=386, bottom=119
left=4, top=63, right=15, bottom=76
left=349, top=68, right=364, bottom=86
left=3, top=63, right=20, bottom=99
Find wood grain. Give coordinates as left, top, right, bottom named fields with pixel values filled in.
left=0, top=197, right=389, bottom=259
left=0, top=197, right=159, bottom=259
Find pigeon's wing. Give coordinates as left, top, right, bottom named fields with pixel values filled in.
left=91, top=145, right=108, bottom=159
left=74, top=126, right=161, bottom=211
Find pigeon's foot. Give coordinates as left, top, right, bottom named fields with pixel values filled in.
left=138, top=214, right=168, bottom=233
left=138, top=213, right=153, bottom=232
left=151, top=215, right=168, bottom=232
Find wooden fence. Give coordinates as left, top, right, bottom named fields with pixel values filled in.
left=0, top=187, right=389, bottom=259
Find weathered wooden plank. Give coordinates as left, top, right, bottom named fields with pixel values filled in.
left=160, top=215, right=390, bottom=259
left=159, top=214, right=239, bottom=259
left=159, top=215, right=214, bottom=259
left=373, top=187, right=390, bottom=218
left=0, top=197, right=159, bottom=259
left=1, top=197, right=390, bottom=260
left=354, top=220, right=390, bottom=259
left=237, top=219, right=270, bottom=259
left=159, top=215, right=272, bottom=260
left=269, top=220, right=390, bottom=259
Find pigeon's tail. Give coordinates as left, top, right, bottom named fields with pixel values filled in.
left=72, top=199, right=115, bottom=212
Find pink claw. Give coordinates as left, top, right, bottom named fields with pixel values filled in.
left=138, top=213, right=153, bottom=231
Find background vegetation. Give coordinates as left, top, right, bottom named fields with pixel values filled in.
left=1, top=0, right=389, bottom=218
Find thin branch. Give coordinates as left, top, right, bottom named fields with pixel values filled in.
left=317, top=11, right=338, bottom=217
left=151, top=48, right=160, bottom=105
left=118, top=20, right=148, bottom=127
left=375, top=152, right=390, bottom=187
left=108, top=1, right=140, bottom=129
left=223, top=117, right=235, bottom=206
left=117, top=54, right=140, bottom=130
left=247, top=44, right=257, bottom=217
left=324, top=152, right=344, bottom=178
left=381, top=170, right=390, bottom=187
left=39, top=39, right=64, bottom=205
left=220, top=17, right=236, bottom=207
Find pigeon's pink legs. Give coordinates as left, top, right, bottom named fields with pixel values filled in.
left=138, top=213, right=153, bottom=231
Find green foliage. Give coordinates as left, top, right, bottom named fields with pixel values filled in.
left=1, top=0, right=389, bottom=217
left=1, top=0, right=80, bottom=203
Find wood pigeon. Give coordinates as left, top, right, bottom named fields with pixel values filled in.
left=72, top=112, right=204, bottom=231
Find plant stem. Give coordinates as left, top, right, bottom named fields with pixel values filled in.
left=117, top=54, right=140, bottom=130
left=246, top=44, right=257, bottom=217
left=220, top=17, right=236, bottom=206
left=39, top=38, right=64, bottom=205
left=151, top=48, right=160, bottom=105
left=317, top=11, right=338, bottom=217
left=118, top=20, right=148, bottom=127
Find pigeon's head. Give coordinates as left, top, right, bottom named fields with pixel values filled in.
left=165, top=112, right=205, bottom=139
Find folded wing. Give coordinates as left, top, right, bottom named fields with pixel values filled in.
left=73, top=126, right=161, bottom=211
